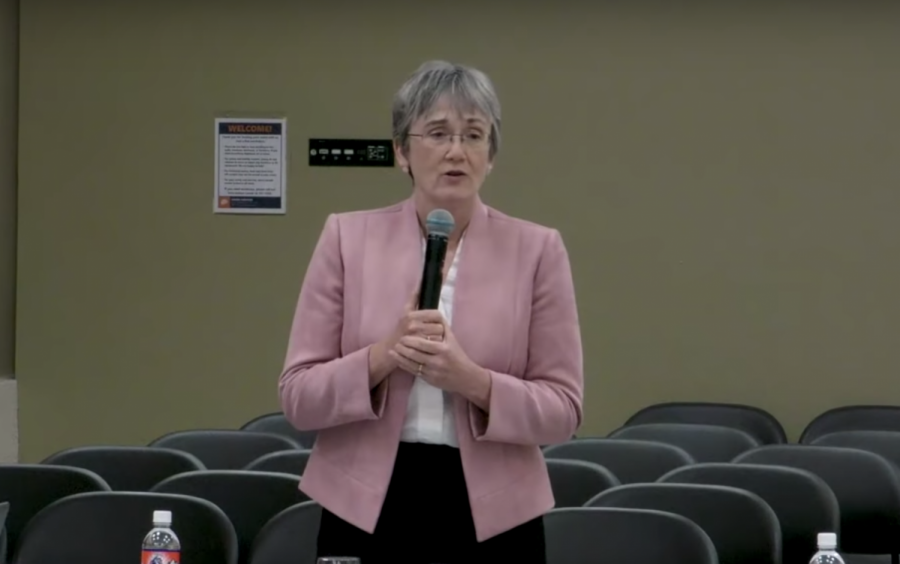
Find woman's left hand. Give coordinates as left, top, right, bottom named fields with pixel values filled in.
left=388, top=311, right=491, bottom=409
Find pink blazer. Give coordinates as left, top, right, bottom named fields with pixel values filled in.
left=278, top=196, right=584, bottom=541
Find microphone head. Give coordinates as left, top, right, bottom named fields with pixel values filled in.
left=425, top=209, right=455, bottom=238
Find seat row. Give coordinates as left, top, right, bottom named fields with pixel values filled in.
left=0, top=491, right=754, bottom=564
left=6, top=488, right=322, bottom=564
left=0, top=459, right=605, bottom=564
left=39, top=422, right=900, bottom=498
left=620, top=401, right=900, bottom=445
left=0, top=490, right=730, bottom=564
left=548, top=424, right=900, bottom=480
left=0, top=460, right=786, bottom=564
left=216, top=402, right=900, bottom=456
left=0, top=465, right=314, bottom=564
left=244, top=401, right=900, bottom=452
left=545, top=442, right=900, bottom=564
left=75, top=400, right=900, bottom=479
left=6, top=436, right=900, bottom=563
left=2, top=456, right=894, bottom=564
left=6, top=401, right=900, bottom=563
left=42, top=443, right=312, bottom=491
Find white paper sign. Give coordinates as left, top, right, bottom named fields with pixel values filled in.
left=214, top=117, right=287, bottom=214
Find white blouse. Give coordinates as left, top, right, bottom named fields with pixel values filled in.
left=399, top=237, right=464, bottom=448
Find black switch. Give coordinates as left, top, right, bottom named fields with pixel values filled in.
left=309, top=139, right=395, bottom=167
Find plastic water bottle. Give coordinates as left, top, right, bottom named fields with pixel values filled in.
left=141, top=510, right=181, bottom=564
left=809, top=532, right=845, bottom=564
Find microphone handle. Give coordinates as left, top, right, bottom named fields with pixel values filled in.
left=418, top=234, right=449, bottom=310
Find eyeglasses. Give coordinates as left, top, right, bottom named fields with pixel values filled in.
left=408, top=131, right=490, bottom=150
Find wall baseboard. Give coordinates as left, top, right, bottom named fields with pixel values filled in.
left=0, top=377, right=18, bottom=462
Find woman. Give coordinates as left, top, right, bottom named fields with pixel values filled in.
left=278, top=60, right=583, bottom=564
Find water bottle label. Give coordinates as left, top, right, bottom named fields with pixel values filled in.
left=141, top=550, right=180, bottom=564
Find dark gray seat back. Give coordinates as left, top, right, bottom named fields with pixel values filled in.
left=14, top=491, right=238, bottom=564
left=543, top=438, right=695, bottom=484
left=545, top=459, right=620, bottom=507
left=151, top=470, right=309, bottom=564
left=588, top=482, right=780, bottom=564
left=42, top=445, right=205, bottom=491
left=609, top=423, right=759, bottom=462
left=149, top=429, right=301, bottom=470
left=240, top=413, right=317, bottom=449
left=661, top=462, right=839, bottom=564
left=624, top=402, right=786, bottom=445
left=544, top=507, right=719, bottom=564
left=735, top=445, right=900, bottom=557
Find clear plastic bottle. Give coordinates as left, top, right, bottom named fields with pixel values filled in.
left=809, top=532, right=845, bottom=564
left=141, top=510, right=181, bottom=564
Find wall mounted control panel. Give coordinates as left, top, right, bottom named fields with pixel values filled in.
left=309, top=139, right=395, bottom=167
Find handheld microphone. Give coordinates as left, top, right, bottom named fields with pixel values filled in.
left=417, top=209, right=455, bottom=310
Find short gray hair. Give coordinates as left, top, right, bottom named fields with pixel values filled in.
left=392, top=60, right=502, bottom=160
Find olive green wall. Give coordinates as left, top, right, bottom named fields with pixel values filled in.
left=0, top=0, right=16, bottom=380
left=0, top=0, right=18, bottom=463
left=16, top=0, right=900, bottom=461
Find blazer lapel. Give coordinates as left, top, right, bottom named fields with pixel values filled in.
left=360, top=198, right=422, bottom=392
left=361, top=198, right=422, bottom=342
left=450, top=198, right=518, bottom=374
left=390, top=198, right=424, bottom=305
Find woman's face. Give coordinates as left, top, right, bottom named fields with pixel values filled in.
left=396, top=96, right=493, bottom=207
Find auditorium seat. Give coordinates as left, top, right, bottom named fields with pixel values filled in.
left=0, top=464, right=110, bottom=559
left=660, top=462, right=839, bottom=564
left=543, top=507, right=718, bottom=564
left=543, top=438, right=695, bottom=484
left=811, top=430, right=900, bottom=470
left=241, top=412, right=317, bottom=449
left=14, top=491, right=237, bottom=564
left=248, top=501, right=321, bottom=564
left=545, top=459, right=620, bottom=507
left=244, top=450, right=311, bottom=476
left=624, top=402, right=787, bottom=445
left=0, top=501, right=9, bottom=564
left=736, top=445, right=900, bottom=562
left=588, top=483, right=780, bottom=564
left=42, top=445, right=206, bottom=491
left=148, top=429, right=301, bottom=470
left=151, top=470, right=309, bottom=564
left=608, top=422, right=759, bottom=463
left=801, top=406, right=900, bottom=444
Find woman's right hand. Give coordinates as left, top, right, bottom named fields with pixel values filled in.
left=368, top=290, right=443, bottom=388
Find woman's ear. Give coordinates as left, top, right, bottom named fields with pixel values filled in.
left=393, top=140, right=409, bottom=173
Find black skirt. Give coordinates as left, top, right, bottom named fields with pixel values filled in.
left=315, top=441, right=547, bottom=564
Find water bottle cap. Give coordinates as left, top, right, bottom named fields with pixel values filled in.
left=817, top=532, right=837, bottom=549
left=153, top=510, right=172, bottom=525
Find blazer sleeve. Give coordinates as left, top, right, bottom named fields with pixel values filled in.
left=278, top=214, right=388, bottom=431
left=469, top=228, right=584, bottom=446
